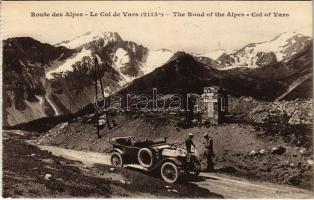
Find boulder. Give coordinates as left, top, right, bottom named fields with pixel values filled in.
left=119, top=180, right=131, bottom=185
left=259, top=149, right=266, bottom=154
left=299, top=148, right=306, bottom=155
left=45, top=174, right=52, bottom=180
left=287, top=175, right=301, bottom=186
left=249, top=150, right=257, bottom=156
left=271, top=146, right=286, bottom=155
left=307, top=159, right=314, bottom=165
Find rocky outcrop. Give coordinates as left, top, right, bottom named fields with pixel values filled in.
left=248, top=100, right=313, bottom=125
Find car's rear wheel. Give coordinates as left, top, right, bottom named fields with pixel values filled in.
left=111, top=152, right=123, bottom=167
left=161, top=162, right=179, bottom=183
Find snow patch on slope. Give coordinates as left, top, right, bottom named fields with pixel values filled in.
left=142, top=49, right=173, bottom=74
left=56, top=31, right=120, bottom=49
left=46, top=96, right=60, bottom=116
left=24, top=96, right=46, bottom=117
left=202, top=49, right=234, bottom=60
left=111, top=48, right=133, bottom=86
left=222, top=32, right=311, bottom=69
left=253, top=32, right=296, bottom=61
left=111, top=48, right=173, bottom=86
left=46, top=48, right=92, bottom=79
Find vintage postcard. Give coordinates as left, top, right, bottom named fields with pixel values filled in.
left=1, top=0, right=313, bottom=198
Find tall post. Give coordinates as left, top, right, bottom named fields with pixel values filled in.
left=94, top=58, right=100, bottom=138
left=95, top=57, right=111, bottom=130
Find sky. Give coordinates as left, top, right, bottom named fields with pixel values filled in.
left=2, top=1, right=312, bottom=54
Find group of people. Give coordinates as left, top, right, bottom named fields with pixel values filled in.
left=185, top=132, right=215, bottom=172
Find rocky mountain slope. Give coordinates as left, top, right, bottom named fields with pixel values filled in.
left=3, top=37, right=76, bottom=126
left=3, top=31, right=312, bottom=126
left=117, top=52, right=286, bottom=100
left=3, top=32, right=173, bottom=126
left=118, top=42, right=312, bottom=102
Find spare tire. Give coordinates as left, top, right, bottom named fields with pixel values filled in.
left=138, top=148, right=155, bottom=168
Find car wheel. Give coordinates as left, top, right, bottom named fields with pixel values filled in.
left=111, top=152, right=123, bottom=167
left=187, top=158, right=201, bottom=177
left=161, top=162, right=179, bottom=183
left=138, top=148, right=155, bottom=168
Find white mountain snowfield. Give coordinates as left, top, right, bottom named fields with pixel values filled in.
left=198, top=49, right=234, bottom=60
left=46, top=47, right=92, bottom=79
left=111, top=48, right=133, bottom=85
left=215, top=32, right=312, bottom=70
left=56, top=31, right=120, bottom=49
left=111, top=48, right=173, bottom=86
left=232, top=32, right=307, bottom=66
left=49, top=31, right=174, bottom=87
left=142, top=49, right=173, bottom=74
left=47, top=31, right=310, bottom=81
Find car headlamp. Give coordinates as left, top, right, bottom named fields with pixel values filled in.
left=176, top=148, right=187, bottom=156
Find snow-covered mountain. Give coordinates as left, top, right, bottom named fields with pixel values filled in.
left=214, top=32, right=312, bottom=69
left=50, top=31, right=173, bottom=86
left=3, top=30, right=311, bottom=126
left=3, top=32, right=173, bottom=126
left=110, top=48, right=173, bottom=86
left=55, top=31, right=122, bottom=49
left=119, top=46, right=312, bottom=102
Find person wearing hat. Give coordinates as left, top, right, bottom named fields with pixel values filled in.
left=185, top=133, right=196, bottom=154
left=185, top=132, right=196, bottom=163
left=203, top=133, right=215, bottom=172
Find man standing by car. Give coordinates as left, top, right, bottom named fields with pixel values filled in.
left=203, top=133, right=215, bottom=172
left=185, top=133, right=196, bottom=163
left=185, top=133, right=196, bottom=153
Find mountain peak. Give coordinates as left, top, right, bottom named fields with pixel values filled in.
left=55, top=31, right=122, bottom=49
left=271, top=31, right=309, bottom=42
left=216, top=31, right=312, bottom=69
left=5, top=37, right=54, bottom=49
left=169, top=51, right=191, bottom=59
left=201, top=49, right=235, bottom=60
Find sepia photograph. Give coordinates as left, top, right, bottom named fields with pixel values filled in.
left=1, top=0, right=313, bottom=198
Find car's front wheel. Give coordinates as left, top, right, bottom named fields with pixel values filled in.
left=161, top=162, right=179, bottom=183
left=186, top=157, right=201, bottom=177
left=111, top=152, right=123, bottom=167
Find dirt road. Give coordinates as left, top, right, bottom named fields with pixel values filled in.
left=4, top=130, right=219, bottom=198
left=34, top=142, right=313, bottom=198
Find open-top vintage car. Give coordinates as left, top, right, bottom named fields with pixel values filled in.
left=109, top=136, right=201, bottom=183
